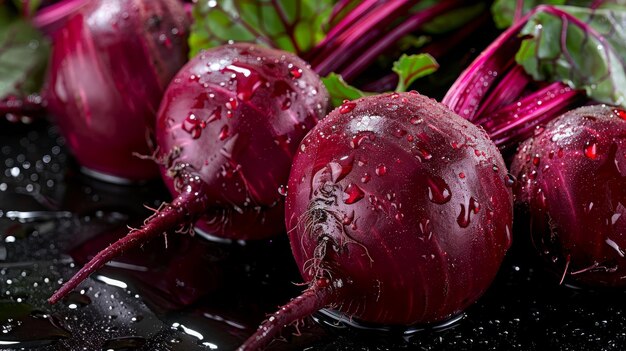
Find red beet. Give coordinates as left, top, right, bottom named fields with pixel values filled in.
left=240, top=92, right=513, bottom=350
left=46, top=0, right=189, bottom=181
left=511, top=105, right=626, bottom=287
left=48, top=43, right=330, bottom=304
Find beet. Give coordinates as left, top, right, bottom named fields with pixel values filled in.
left=511, top=105, right=626, bottom=287
left=48, top=43, right=330, bottom=304
left=240, top=92, right=513, bottom=350
left=45, top=0, right=189, bottom=181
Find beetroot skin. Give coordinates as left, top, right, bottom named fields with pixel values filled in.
left=155, top=43, right=329, bottom=240
left=46, top=0, right=189, bottom=181
left=241, top=92, right=513, bottom=350
left=512, top=105, right=626, bottom=287
left=48, top=43, right=329, bottom=304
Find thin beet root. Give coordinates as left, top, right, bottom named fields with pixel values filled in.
left=240, top=92, right=513, bottom=349
left=239, top=280, right=334, bottom=351
left=49, top=181, right=209, bottom=304
left=48, top=43, right=329, bottom=304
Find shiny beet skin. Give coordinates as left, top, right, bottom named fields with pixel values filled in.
left=46, top=0, right=189, bottom=181
left=156, top=43, right=329, bottom=240
left=512, top=105, right=626, bottom=287
left=286, top=92, right=513, bottom=325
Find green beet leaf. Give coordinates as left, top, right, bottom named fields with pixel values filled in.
left=0, top=8, right=50, bottom=100
left=516, top=5, right=626, bottom=107
left=189, top=0, right=333, bottom=58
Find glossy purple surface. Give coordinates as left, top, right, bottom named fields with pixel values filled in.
left=286, top=92, right=513, bottom=325
left=46, top=0, right=189, bottom=181
left=156, top=44, right=329, bottom=240
left=512, top=105, right=626, bottom=287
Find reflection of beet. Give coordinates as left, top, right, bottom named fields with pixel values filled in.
left=512, top=105, right=626, bottom=287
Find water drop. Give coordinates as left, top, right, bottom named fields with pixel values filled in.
left=375, top=164, right=387, bottom=176
left=427, top=176, right=452, bottom=204
left=219, top=125, right=230, bottom=140
left=457, top=197, right=479, bottom=228
left=339, top=101, right=356, bottom=114
left=289, top=67, right=302, bottom=79
left=584, top=141, right=597, bottom=159
left=504, top=174, right=516, bottom=187
left=532, top=155, right=540, bottom=166
left=223, top=63, right=266, bottom=101
left=278, top=185, right=288, bottom=196
left=343, top=183, right=365, bottom=204
left=534, top=125, right=545, bottom=136
left=327, top=156, right=353, bottom=183
left=410, top=117, right=423, bottom=125
left=361, top=173, right=371, bottom=183
left=614, top=109, right=626, bottom=120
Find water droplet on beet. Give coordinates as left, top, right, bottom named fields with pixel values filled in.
left=375, top=164, right=387, bottom=176
left=505, top=174, right=516, bottom=187
left=343, top=183, right=364, bottom=204
left=350, top=134, right=367, bottom=149
left=361, top=173, right=371, bottom=183
left=584, top=141, right=598, bottom=159
left=190, top=126, right=202, bottom=139
left=339, top=101, right=356, bottom=114
left=614, top=109, right=626, bottom=120
left=427, top=176, right=451, bottom=204
left=532, top=155, right=540, bottom=166
left=226, top=98, right=238, bottom=110
left=534, top=125, right=545, bottom=136
left=612, top=213, right=622, bottom=225
left=459, top=172, right=466, bottom=179
left=219, top=125, right=230, bottom=140
left=289, top=67, right=302, bottom=79
left=278, top=185, right=288, bottom=196
left=410, top=117, right=423, bottom=125
left=457, top=197, right=479, bottom=228
left=222, top=63, right=266, bottom=101
left=327, top=156, right=353, bottom=183
left=271, top=80, right=295, bottom=111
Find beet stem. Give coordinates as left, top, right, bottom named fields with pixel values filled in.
left=238, top=284, right=335, bottom=351
left=48, top=183, right=210, bottom=304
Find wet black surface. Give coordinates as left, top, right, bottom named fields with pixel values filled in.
left=1, top=121, right=626, bottom=351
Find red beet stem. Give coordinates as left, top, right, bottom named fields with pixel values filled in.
left=48, top=182, right=210, bottom=304
left=238, top=282, right=336, bottom=351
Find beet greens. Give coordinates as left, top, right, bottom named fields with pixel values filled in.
left=444, top=4, right=626, bottom=150
left=240, top=92, right=513, bottom=350
left=48, top=43, right=330, bottom=304
left=189, top=0, right=491, bottom=84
